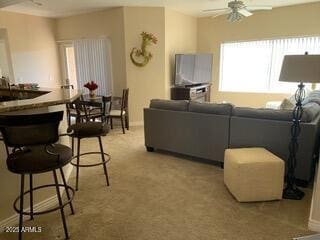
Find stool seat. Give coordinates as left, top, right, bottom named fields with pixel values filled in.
left=0, top=111, right=74, bottom=240
left=7, top=144, right=72, bottom=174
left=69, top=121, right=111, bottom=191
left=68, top=122, right=109, bottom=138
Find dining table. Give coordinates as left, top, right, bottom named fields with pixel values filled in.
left=81, top=94, right=122, bottom=109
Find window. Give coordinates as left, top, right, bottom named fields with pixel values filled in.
left=219, top=36, right=320, bottom=93
left=74, top=38, right=113, bottom=96
left=60, top=38, right=113, bottom=96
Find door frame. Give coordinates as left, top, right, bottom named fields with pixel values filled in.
left=58, top=41, right=74, bottom=87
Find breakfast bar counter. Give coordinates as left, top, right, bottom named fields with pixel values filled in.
left=0, top=87, right=81, bottom=113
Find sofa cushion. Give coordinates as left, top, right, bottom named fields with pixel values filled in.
left=232, top=106, right=317, bottom=122
left=303, top=90, right=320, bottom=106
left=189, top=101, right=233, bottom=115
left=150, top=99, right=189, bottom=111
left=303, top=102, right=320, bottom=121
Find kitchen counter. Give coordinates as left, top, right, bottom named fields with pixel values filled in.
left=0, top=87, right=81, bottom=113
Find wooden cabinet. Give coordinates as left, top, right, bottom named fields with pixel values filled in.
left=171, top=84, right=211, bottom=102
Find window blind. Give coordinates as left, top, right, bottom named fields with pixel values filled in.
left=220, top=36, right=320, bottom=93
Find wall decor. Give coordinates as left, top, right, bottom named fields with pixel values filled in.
left=130, top=32, right=157, bottom=67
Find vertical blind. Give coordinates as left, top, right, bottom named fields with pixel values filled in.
left=74, top=38, right=113, bottom=96
left=220, top=36, right=320, bottom=93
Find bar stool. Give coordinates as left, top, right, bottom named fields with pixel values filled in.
left=0, top=111, right=75, bottom=240
left=68, top=120, right=111, bottom=191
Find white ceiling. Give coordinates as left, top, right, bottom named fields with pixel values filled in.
left=1, top=0, right=320, bottom=18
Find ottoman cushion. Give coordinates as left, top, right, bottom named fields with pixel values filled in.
left=224, top=147, right=284, bottom=202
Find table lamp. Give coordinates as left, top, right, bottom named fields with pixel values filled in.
left=279, top=53, right=320, bottom=200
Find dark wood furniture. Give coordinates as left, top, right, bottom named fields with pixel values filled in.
left=81, top=95, right=112, bottom=122
left=0, top=111, right=75, bottom=240
left=171, top=84, right=211, bottom=102
left=109, top=88, right=129, bottom=134
left=69, top=96, right=90, bottom=124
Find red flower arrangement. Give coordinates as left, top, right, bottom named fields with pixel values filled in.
left=84, top=81, right=98, bottom=91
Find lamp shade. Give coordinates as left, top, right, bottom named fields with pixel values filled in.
left=279, top=55, right=320, bottom=83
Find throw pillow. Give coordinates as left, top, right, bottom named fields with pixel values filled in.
left=280, top=98, right=294, bottom=110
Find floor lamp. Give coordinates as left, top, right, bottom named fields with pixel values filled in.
left=279, top=54, right=320, bottom=200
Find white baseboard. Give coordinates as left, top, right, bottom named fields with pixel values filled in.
left=63, top=164, right=74, bottom=184
left=0, top=164, right=74, bottom=233
left=308, top=218, right=320, bottom=232
left=0, top=195, right=58, bottom=232
left=130, top=121, right=143, bottom=126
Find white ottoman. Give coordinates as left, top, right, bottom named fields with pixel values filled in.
left=224, top=148, right=284, bottom=202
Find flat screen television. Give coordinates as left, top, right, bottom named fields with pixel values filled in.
left=175, top=53, right=213, bottom=86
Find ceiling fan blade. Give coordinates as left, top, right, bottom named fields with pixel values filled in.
left=210, top=10, right=231, bottom=18
left=246, top=5, right=273, bottom=11
left=0, top=0, right=27, bottom=8
left=238, top=8, right=253, bottom=17
left=203, top=8, right=229, bottom=12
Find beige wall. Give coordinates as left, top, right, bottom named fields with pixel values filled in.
left=123, top=7, right=166, bottom=123
left=197, top=2, right=320, bottom=107
left=165, top=9, right=197, bottom=99
left=0, top=11, right=61, bottom=87
left=55, top=8, right=127, bottom=96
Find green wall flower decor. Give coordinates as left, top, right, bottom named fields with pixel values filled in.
left=130, top=32, right=158, bottom=67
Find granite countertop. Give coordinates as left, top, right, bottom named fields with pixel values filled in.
left=0, top=87, right=81, bottom=113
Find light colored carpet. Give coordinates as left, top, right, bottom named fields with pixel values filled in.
left=1, top=126, right=314, bottom=240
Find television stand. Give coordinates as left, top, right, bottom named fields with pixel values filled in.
left=171, top=84, right=211, bottom=102
left=185, top=83, right=202, bottom=88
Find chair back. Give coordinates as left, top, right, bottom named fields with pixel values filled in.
left=102, top=96, right=112, bottom=122
left=0, top=111, right=63, bottom=147
left=121, top=88, right=129, bottom=114
left=72, top=95, right=89, bottom=122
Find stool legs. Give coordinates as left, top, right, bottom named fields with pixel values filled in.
left=59, top=167, right=75, bottom=215
left=75, top=138, right=81, bottom=191
left=71, top=137, right=74, bottom=156
left=98, top=136, right=109, bottom=186
left=18, top=174, right=24, bottom=240
left=29, top=174, right=34, bottom=220
left=53, top=170, right=69, bottom=240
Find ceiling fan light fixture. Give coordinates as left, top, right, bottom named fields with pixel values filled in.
left=227, top=11, right=242, bottom=22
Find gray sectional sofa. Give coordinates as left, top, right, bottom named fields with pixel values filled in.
left=144, top=99, right=320, bottom=184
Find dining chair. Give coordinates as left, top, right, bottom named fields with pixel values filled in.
left=87, top=96, right=112, bottom=122
left=71, top=96, right=90, bottom=123
left=109, top=88, right=129, bottom=134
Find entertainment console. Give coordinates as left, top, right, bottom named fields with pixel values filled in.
left=171, top=84, right=211, bottom=102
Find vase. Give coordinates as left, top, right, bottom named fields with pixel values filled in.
left=89, top=90, right=96, bottom=98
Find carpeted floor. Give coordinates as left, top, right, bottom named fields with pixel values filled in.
left=1, top=126, right=314, bottom=240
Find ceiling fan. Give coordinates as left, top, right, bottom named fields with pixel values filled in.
left=0, top=0, right=42, bottom=8
left=0, top=0, right=27, bottom=8
left=203, top=0, right=272, bottom=22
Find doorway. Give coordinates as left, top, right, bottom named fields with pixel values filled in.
left=59, top=42, right=77, bottom=89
